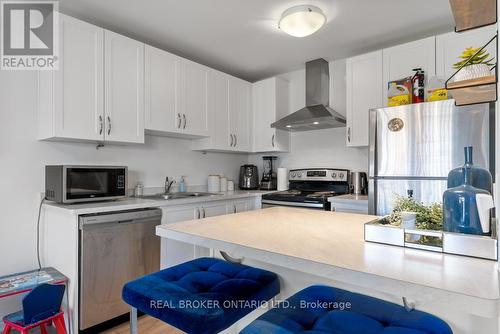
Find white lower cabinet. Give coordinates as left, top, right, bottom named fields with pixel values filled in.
left=160, top=198, right=256, bottom=268
left=160, top=204, right=197, bottom=268
left=227, top=198, right=257, bottom=214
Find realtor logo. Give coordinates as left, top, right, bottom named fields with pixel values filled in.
left=1, top=0, right=58, bottom=70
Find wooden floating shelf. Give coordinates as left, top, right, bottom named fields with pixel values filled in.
left=447, top=75, right=497, bottom=106
left=449, top=0, right=497, bottom=32
left=447, top=75, right=496, bottom=89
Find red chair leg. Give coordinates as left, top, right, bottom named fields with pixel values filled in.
left=40, top=323, right=49, bottom=334
left=2, top=324, right=12, bottom=334
left=53, top=314, right=67, bottom=334
left=20, top=329, right=28, bottom=334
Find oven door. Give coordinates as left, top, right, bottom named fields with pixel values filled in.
left=261, top=199, right=326, bottom=210
left=63, top=166, right=127, bottom=203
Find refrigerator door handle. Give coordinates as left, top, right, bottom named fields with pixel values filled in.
left=368, top=108, right=377, bottom=178
left=368, top=178, right=376, bottom=215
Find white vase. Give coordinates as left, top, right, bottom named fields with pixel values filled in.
left=453, top=64, right=491, bottom=82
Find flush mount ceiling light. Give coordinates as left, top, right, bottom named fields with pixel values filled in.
left=278, top=5, right=326, bottom=37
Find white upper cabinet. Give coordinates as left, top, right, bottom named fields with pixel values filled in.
left=252, top=77, right=290, bottom=153
left=144, top=45, right=180, bottom=134
left=228, top=77, right=252, bottom=151
left=192, top=70, right=252, bottom=152
left=436, top=26, right=496, bottom=80
left=179, top=60, right=209, bottom=137
left=145, top=49, right=210, bottom=138
left=192, top=70, right=231, bottom=150
left=104, top=30, right=145, bottom=144
left=382, top=36, right=436, bottom=105
left=38, top=14, right=104, bottom=142
left=346, top=51, right=383, bottom=147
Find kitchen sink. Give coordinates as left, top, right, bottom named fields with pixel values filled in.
left=139, top=192, right=222, bottom=200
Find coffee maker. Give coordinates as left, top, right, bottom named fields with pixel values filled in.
left=260, top=156, right=277, bottom=190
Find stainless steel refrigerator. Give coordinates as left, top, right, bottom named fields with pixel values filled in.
left=369, top=100, right=493, bottom=216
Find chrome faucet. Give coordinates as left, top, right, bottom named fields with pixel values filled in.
left=164, top=177, right=176, bottom=194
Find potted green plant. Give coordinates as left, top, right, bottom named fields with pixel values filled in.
left=453, top=47, right=494, bottom=82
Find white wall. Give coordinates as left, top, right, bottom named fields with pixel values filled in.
left=249, top=63, right=369, bottom=172
left=0, top=70, right=247, bottom=317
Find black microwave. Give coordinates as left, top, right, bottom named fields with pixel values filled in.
left=45, top=165, right=127, bottom=204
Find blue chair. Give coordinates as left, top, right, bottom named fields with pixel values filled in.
left=2, top=283, right=67, bottom=334
left=122, top=257, right=280, bottom=334
left=241, top=285, right=453, bottom=334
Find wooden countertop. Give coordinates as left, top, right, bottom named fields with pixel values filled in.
left=156, top=207, right=499, bottom=300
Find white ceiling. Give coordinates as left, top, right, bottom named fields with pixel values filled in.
left=59, top=0, right=455, bottom=82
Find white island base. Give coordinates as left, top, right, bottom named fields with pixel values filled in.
left=157, top=207, right=500, bottom=334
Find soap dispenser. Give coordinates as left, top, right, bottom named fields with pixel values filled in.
left=179, top=176, right=186, bottom=193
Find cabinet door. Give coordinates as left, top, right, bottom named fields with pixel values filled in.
left=145, top=45, right=180, bottom=133
left=382, top=37, right=436, bottom=105
left=196, top=202, right=227, bottom=258
left=252, top=77, right=290, bottom=153
left=180, top=60, right=209, bottom=136
left=346, top=51, right=383, bottom=147
left=228, top=200, right=249, bottom=214
left=274, top=77, right=290, bottom=152
left=201, top=202, right=228, bottom=218
left=207, top=70, right=231, bottom=148
left=436, top=26, right=496, bottom=80
left=229, top=78, right=251, bottom=151
left=252, top=78, right=275, bottom=152
left=39, top=14, right=104, bottom=141
left=160, top=205, right=197, bottom=268
left=104, top=30, right=145, bottom=143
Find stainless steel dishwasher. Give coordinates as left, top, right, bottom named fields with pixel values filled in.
left=79, top=208, right=162, bottom=330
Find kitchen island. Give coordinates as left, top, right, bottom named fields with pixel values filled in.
left=157, top=207, right=499, bottom=334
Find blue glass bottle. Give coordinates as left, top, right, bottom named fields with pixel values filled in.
left=447, top=146, right=492, bottom=193
left=443, top=166, right=491, bottom=235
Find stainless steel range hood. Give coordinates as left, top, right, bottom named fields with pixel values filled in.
left=271, top=58, right=346, bottom=131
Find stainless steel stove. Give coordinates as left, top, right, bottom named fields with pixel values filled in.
left=261, top=168, right=350, bottom=210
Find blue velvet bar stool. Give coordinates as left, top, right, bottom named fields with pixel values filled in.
left=241, top=285, right=453, bottom=334
left=122, top=257, right=280, bottom=334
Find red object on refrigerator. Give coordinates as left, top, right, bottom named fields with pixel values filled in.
left=412, top=68, right=425, bottom=103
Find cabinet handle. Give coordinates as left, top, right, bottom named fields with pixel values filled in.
left=272, top=134, right=275, bottom=147
left=230, top=134, right=234, bottom=147
left=177, top=113, right=182, bottom=129
left=197, top=208, right=201, bottom=219
left=183, top=114, right=187, bottom=129
left=107, top=116, right=111, bottom=135
left=347, top=127, right=351, bottom=142
left=234, top=135, right=237, bottom=147
left=99, top=115, right=103, bottom=135
left=233, top=204, right=237, bottom=214
left=202, top=208, right=206, bottom=218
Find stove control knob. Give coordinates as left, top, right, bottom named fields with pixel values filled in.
left=339, top=173, right=345, bottom=180
left=291, top=172, right=296, bottom=178
left=297, top=172, right=302, bottom=178
left=331, top=172, right=337, bottom=179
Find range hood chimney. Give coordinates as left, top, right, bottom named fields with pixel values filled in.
left=271, top=58, right=346, bottom=131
